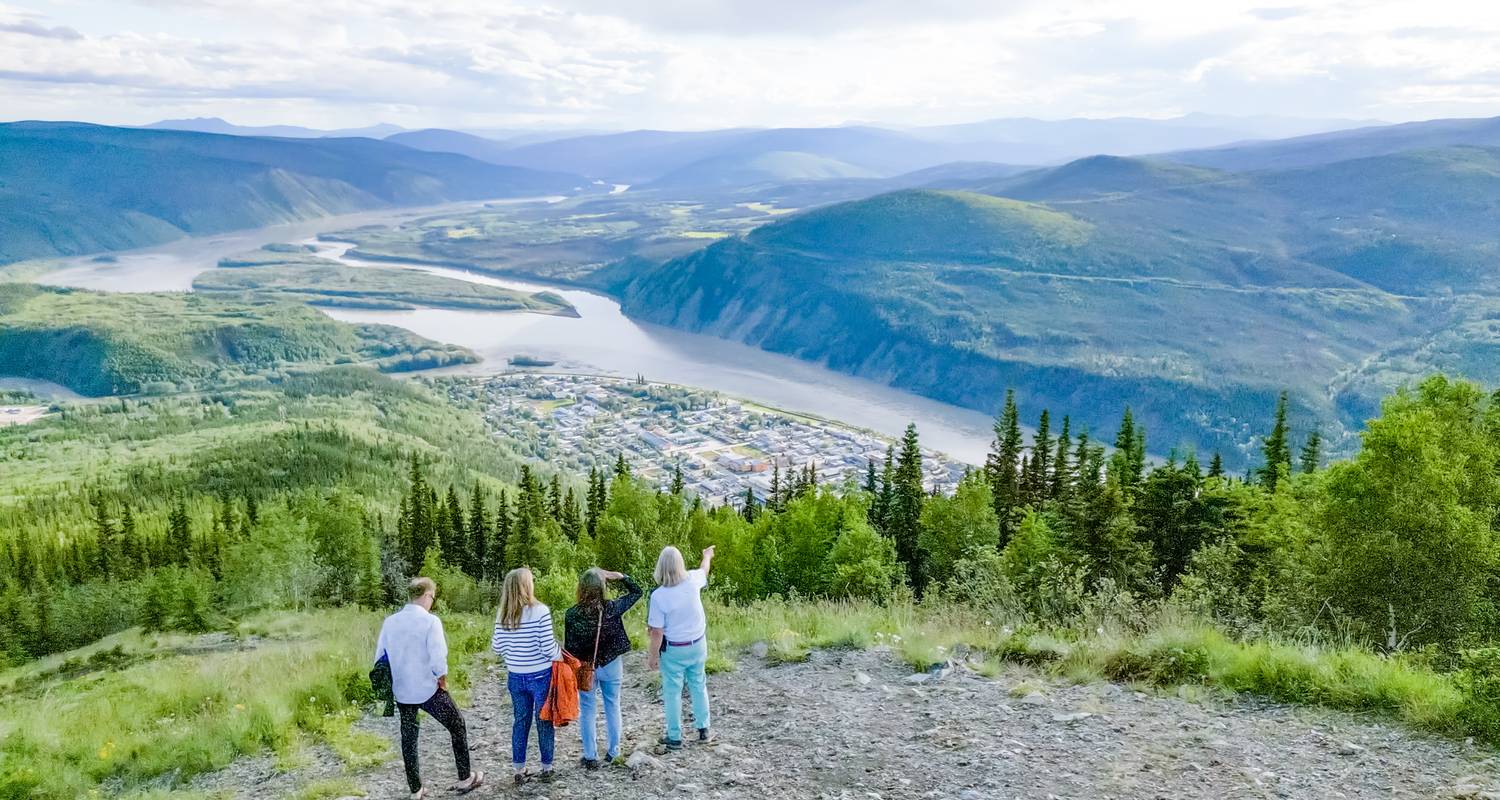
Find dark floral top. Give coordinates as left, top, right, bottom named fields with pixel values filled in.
left=563, top=575, right=643, bottom=669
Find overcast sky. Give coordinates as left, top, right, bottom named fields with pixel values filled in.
left=3, top=0, right=1499, bottom=131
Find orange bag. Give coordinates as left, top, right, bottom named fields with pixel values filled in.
left=540, top=652, right=581, bottom=727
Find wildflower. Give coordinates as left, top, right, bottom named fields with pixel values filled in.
left=234, top=703, right=246, bottom=711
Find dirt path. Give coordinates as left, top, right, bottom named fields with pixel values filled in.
left=202, top=646, right=1500, bottom=799
left=355, top=646, right=1500, bottom=800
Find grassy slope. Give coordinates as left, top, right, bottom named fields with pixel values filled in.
left=0, top=284, right=476, bottom=396
left=0, top=122, right=583, bottom=265
left=1, top=598, right=1486, bottom=799
left=619, top=148, right=1500, bottom=461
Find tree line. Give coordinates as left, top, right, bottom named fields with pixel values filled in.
left=3, top=374, right=1497, bottom=666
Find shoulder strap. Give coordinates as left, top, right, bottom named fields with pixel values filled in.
left=591, top=606, right=603, bottom=665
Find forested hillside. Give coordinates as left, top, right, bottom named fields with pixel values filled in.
left=0, top=122, right=584, bottom=264
left=620, top=147, right=1500, bottom=461
left=0, top=284, right=475, bottom=395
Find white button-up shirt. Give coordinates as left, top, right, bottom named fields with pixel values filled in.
left=374, top=603, right=449, bottom=705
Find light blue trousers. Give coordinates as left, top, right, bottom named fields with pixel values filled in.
left=659, top=638, right=710, bottom=740
left=577, top=657, right=623, bottom=760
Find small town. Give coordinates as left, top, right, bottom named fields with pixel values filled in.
left=442, top=372, right=971, bottom=507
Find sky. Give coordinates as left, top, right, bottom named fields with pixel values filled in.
left=2, top=0, right=1499, bottom=131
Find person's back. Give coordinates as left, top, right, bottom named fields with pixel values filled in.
left=647, top=545, right=715, bottom=749
left=492, top=567, right=562, bottom=784
left=374, top=577, right=481, bottom=799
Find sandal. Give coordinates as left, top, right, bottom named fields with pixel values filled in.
left=452, top=770, right=483, bottom=794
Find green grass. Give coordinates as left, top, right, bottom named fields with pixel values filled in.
left=0, top=608, right=491, bottom=800
left=699, top=598, right=1481, bottom=744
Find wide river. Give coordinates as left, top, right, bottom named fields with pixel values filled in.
left=36, top=200, right=997, bottom=463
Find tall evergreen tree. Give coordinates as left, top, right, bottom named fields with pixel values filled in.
left=671, top=463, right=685, bottom=495
left=467, top=483, right=489, bottom=579
left=985, top=389, right=1024, bottom=545
left=613, top=452, right=631, bottom=478
left=489, top=490, right=511, bottom=578
left=119, top=505, right=141, bottom=576
left=741, top=486, right=758, bottom=523
left=769, top=464, right=782, bottom=513
left=167, top=498, right=192, bottom=567
left=874, top=445, right=896, bottom=536
left=1028, top=410, right=1053, bottom=504
left=1207, top=452, right=1225, bottom=479
left=443, top=486, right=466, bottom=568
left=1109, top=408, right=1146, bottom=492
left=1259, top=391, right=1293, bottom=490
left=585, top=469, right=606, bottom=537
left=548, top=474, right=564, bottom=522
left=1299, top=430, right=1322, bottom=474
left=1050, top=416, right=1072, bottom=502
left=561, top=487, right=584, bottom=542
left=890, top=424, right=926, bottom=590
left=91, top=490, right=118, bottom=579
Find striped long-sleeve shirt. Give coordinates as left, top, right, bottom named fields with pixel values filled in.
left=491, top=602, right=561, bottom=675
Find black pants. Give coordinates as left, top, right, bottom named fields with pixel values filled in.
left=398, top=689, right=471, bottom=792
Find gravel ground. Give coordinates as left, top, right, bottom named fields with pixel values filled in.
left=198, top=646, right=1500, bottom=800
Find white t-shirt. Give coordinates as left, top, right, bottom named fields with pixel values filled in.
left=648, top=568, right=708, bottom=642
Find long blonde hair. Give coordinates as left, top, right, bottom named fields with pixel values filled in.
left=498, top=567, right=538, bottom=630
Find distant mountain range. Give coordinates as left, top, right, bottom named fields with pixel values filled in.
left=617, top=116, right=1500, bottom=462
left=142, top=117, right=408, bottom=139
left=0, top=122, right=587, bottom=264
left=362, top=114, right=1378, bottom=188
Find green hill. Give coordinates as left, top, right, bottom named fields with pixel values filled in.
left=0, top=122, right=585, bottom=265
left=620, top=149, right=1500, bottom=461
left=0, top=284, right=476, bottom=396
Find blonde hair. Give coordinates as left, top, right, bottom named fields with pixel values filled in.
left=654, top=546, right=688, bottom=587
left=498, top=568, right=538, bottom=630
left=408, top=576, right=436, bottom=601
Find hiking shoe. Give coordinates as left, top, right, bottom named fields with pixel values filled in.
left=696, top=727, right=713, bottom=744
left=580, top=757, right=600, bottom=771
left=512, top=772, right=526, bottom=787
left=538, top=769, right=556, bottom=784
left=658, top=735, right=683, bottom=751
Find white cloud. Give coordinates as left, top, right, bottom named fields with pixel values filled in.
left=0, top=0, right=1498, bottom=129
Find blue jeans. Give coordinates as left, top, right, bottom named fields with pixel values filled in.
left=507, top=668, right=554, bottom=768
left=578, top=657, right=623, bottom=760
left=659, top=639, right=710, bottom=741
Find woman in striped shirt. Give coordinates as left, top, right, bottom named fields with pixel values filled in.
left=492, top=567, right=562, bottom=784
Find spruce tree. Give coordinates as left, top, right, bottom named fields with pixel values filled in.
left=890, top=424, right=926, bottom=590
left=741, top=486, right=758, bottom=523
left=561, top=487, right=583, bottom=542
left=1110, top=408, right=1146, bottom=492
left=467, top=483, right=489, bottom=579
left=985, top=389, right=1024, bottom=545
left=613, top=452, right=630, bottom=478
left=864, top=459, right=878, bottom=496
left=1028, top=410, right=1053, bottom=504
left=1259, top=391, right=1292, bottom=490
left=1299, top=430, right=1322, bottom=474
left=489, top=490, right=511, bottom=578
left=167, top=499, right=193, bottom=567
left=444, top=486, right=466, bottom=568
left=91, top=490, right=118, bottom=579
left=769, top=464, right=782, bottom=513
left=1050, top=416, right=1072, bottom=502
left=1207, top=452, right=1225, bottom=479
left=119, top=505, right=141, bottom=576
left=671, top=464, right=685, bottom=495
left=548, top=474, right=564, bottom=522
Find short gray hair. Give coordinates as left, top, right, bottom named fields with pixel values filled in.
left=653, top=546, right=688, bottom=587
left=408, top=576, right=436, bottom=600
